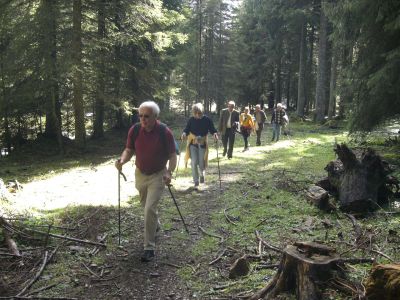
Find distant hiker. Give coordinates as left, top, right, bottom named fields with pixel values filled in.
left=181, top=103, right=218, bottom=187
left=131, top=108, right=139, bottom=124
left=267, top=91, right=275, bottom=111
left=254, top=104, right=267, bottom=146
left=270, top=103, right=286, bottom=142
left=218, top=100, right=240, bottom=159
left=115, top=101, right=177, bottom=262
left=239, top=107, right=255, bottom=151
left=282, top=113, right=290, bottom=136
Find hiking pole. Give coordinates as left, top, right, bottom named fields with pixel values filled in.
left=174, top=138, right=183, bottom=180
left=167, top=184, right=190, bottom=235
left=215, top=139, right=222, bottom=191
left=117, top=162, right=127, bottom=246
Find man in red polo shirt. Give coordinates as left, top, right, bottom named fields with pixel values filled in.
left=115, top=101, right=177, bottom=262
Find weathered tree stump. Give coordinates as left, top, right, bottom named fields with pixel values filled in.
left=250, top=242, right=344, bottom=300
left=229, top=255, right=250, bottom=279
left=324, top=144, right=394, bottom=213
left=365, top=264, right=400, bottom=300
left=306, top=185, right=335, bottom=211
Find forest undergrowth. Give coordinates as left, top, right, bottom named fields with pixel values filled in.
left=0, top=118, right=399, bottom=299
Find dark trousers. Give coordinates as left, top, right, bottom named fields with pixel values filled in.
left=222, top=128, right=235, bottom=158
left=256, top=123, right=264, bottom=145
left=241, top=127, right=251, bottom=148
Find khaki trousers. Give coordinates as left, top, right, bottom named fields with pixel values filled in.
left=135, top=168, right=165, bottom=250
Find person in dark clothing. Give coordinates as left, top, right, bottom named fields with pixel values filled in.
left=131, top=108, right=139, bottom=124
left=254, top=104, right=267, bottom=146
left=270, top=103, right=286, bottom=142
left=181, top=103, right=218, bottom=187
left=218, top=100, right=240, bottom=159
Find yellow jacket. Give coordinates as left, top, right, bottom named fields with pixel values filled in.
left=184, top=133, right=209, bottom=168
left=240, top=113, right=255, bottom=129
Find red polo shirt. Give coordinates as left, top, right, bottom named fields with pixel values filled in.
left=126, top=121, right=175, bottom=175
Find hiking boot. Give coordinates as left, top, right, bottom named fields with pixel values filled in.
left=222, top=149, right=227, bottom=157
left=141, top=250, right=155, bottom=262
left=194, top=181, right=199, bottom=187
left=200, top=176, right=204, bottom=183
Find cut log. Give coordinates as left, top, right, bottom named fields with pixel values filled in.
left=324, top=144, right=393, bottom=213
left=229, top=255, right=250, bottom=279
left=306, top=185, right=335, bottom=211
left=365, top=264, right=400, bottom=300
left=250, top=242, right=344, bottom=300
left=0, top=216, right=21, bottom=256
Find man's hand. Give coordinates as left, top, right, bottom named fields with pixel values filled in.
left=163, top=170, right=172, bottom=185
left=213, top=132, right=219, bottom=141
left=181, top=132, right=186, bottom=140
left=115, top=159, right=123, bottom=171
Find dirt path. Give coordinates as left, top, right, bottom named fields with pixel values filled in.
left=6, top=140, right=294, bottom=299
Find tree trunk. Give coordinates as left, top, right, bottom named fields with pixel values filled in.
left=315, top=0, right=328, bottom=123
left=196, top=0, right=203, bottom=102
left=274, top=53, right=282, bottom=104
left=92, top=0, right=106, bottom=138
left=305, top=25, right=315, bottom=114
left=41, top=0, right=64, bottom=153
left=250, top=242, right=344, bottom=300
left=297, top=18, right=307, bottom=117
left=328, top=44, right=338, bottom=119
left=72, top=0, right=86, bottom=148
left=365, top=264, right=400, bottom=300
left=325, top=144, right=393, bottom=213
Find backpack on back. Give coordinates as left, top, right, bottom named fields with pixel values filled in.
left=131, top=122, right=180, bottom=156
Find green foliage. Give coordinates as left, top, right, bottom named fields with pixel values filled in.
left=328, top=0, right=400, bottom=131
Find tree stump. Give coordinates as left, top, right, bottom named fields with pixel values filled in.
left=324, top=144, right=393, bottom=213
left=365, top=264, right=400, bottom=300
left=306, top=185, right=335, bottom=211
left=250, top=242, right=344, bottom=300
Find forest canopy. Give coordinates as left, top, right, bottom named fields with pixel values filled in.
left=0, top=0, right=399, bottom=152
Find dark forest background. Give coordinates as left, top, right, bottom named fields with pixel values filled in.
left=1, top=0, right=399, bottom=153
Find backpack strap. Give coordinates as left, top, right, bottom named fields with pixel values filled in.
left=131, top=122, right=141, bottom=151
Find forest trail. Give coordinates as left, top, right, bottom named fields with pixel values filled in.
left=11, top=138, right=294, bottom=212
left=5, top=138, right=297, bottom=299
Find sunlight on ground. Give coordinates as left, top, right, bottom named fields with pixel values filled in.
left=11, top=160, right=138, bottom=213
left=9, top=135, right=321, bottom=214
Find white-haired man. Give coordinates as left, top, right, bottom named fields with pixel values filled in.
left=218, top=100, right=240, bottom=159
left=115, top=101, right=177, bottom=262
left=270, top=103, right=286, bottom=142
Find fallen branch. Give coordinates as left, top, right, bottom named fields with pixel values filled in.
left=198, top=226, right=224, bottom=243
left=26, top=228, right=107, bottom=248
left=255, top=230, right=283, bottom=253
left=82, top=263, right=101, bottom=278
left=340, top=257, right=375, bottom=264
left=25, top=283, right=58, bottom=296
left=371, top=248, right=394, bottom=262
left=254, top=263, right=279, bottom=270
left=223, top=208, right=237, bottom=226
left=0, top=297, right=78, bottom=300
left=209, top=249, right=227, bottom=265
left=16, top=246, right=59, bottom=296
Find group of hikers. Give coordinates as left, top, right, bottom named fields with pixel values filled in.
left=115, top=100, right=288, bottom=262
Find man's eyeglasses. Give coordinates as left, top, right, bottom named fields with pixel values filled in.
left=139, top=114, right=150, bottom=119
